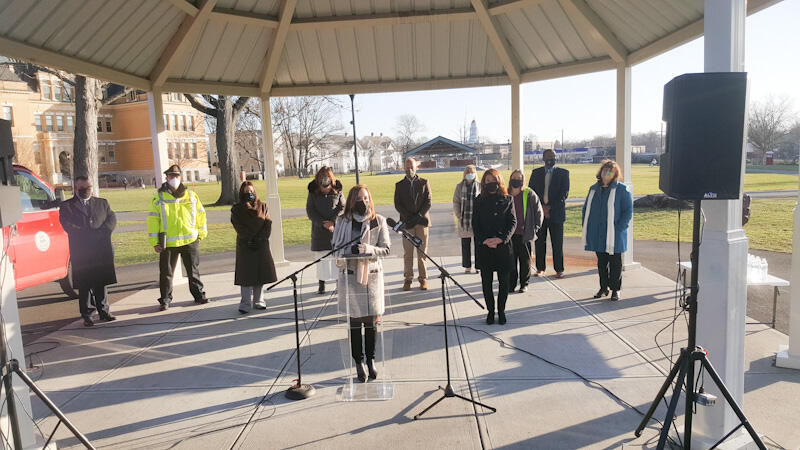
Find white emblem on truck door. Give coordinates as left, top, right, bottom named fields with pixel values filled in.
left=35, top=231, right=51, bottom=252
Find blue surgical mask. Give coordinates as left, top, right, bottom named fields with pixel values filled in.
left=465, top=173, right=476, bottom=181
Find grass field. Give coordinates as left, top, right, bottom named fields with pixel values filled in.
left=111, top=198, right=794, bottom=267
left=98, top=164, right=799, bottom=213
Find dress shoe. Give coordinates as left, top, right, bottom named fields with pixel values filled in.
left=610, top=290, right=620, bottom=301
left=533, top=270, right=543, bottom=277
left=498, top=312, right=507, bottom=325
left=486, top=312, right=495, bottom=325
left=554, top=272, right=564, bottom=279
left=419, top=280, right=428, bottom=290
left=159, top=303, right=169, bottom=311
left=83, top=317, right=94, bottom=327
left=99, top=314, right=116, bottom=322
left=239, top=309, right=248, bottom=314
left=355, top=361, right=367, bottom=383
left=402, top=280, right=412, bottom=291
left=465, top=267, right=472, bottom=273
left=593, top=288, right=609, bottom=299
left=318, top=280, right=325, bottom=294
left=254, top=304, right=267, bottom=310
left=194, top=297, right=209, bottom=304
left=518, top=285, right=528, bottom=293
left=366, top=359, right=378, bottom=380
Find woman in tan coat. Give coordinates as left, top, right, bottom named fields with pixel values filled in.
left=231, top=182, right=277, bottom=313
left=452, top=165, right=480, bottom=273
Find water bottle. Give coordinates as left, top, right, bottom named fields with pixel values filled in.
left=747, top=254, right=754, bottom=282
left=760, top=257, right=768, bottom=281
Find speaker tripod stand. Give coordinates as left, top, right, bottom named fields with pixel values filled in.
left=634, top=201, right=765, bottom=450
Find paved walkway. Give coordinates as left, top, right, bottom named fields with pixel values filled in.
left=25, top=257, right=798, bottom=449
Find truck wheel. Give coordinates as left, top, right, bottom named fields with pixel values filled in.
left=58, top=261, right=78, bottom=299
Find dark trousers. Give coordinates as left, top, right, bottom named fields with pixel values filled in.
left=596, top=252, right=622, bottom=291
left=509, top=234, right=532, bottom=291
left=350, top=316, right=377, bottom=363
left=159, top=240, right=205, bottom=304
left=481, top=270, right=509, bottom=314
left=78, top=285, right=110, bottom=319
left=535, top=218, right=564, bottom=273
left=461, top=237, right=477, bottom=269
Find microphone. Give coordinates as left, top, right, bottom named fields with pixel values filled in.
left=386, top=218, right=422, bottom=246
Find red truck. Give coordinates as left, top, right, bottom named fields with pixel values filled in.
left=5, top=165, right=76, bottom=298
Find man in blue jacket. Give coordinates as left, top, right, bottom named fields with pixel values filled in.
left=529, top=149, right=570, bottom=278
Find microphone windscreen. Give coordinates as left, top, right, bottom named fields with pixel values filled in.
left=386, top=217, right=397, bottom=228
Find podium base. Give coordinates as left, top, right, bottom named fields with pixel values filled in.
left=338, top=381, right=394, bottom=402
left=285, top=384, right=315, bottom=400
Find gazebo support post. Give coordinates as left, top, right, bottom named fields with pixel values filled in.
left=510, top=81, right=523, bottom=172
left=615, top=64, right=639, bottom=270
left=260, top=96, right=286, bottom=264
left=694, top=0, right=752, bottom=446
left=776, top=155, right=800, bottom=369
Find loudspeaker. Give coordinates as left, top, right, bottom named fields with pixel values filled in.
left=659, top=72, right=748, bottom=200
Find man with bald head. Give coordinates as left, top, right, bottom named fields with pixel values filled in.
left=394, top=157, right=432, bottom=290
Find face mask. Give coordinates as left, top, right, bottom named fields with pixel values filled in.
left=544, top=159, right=555, bottom=169
left=77, top=188, right=91, bottom=200
left=603, top=170, right=614, bottom=179
left=509, top=179, right=523, bottom=189
left=465, top=173, right=476, bottom=182
left=242, top=192, right=256, bottom=202
left=405, top=168, right=416, bottom=178
left=320, top=177, right=331, bottom=187
left=354, top=200, right=369, bottom=216
left=485, top=182, right=499, bottom=194
left=168, top=178, right=181, bottom=189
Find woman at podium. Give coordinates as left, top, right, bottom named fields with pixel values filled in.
left=331, top=185, right=391, bottom=382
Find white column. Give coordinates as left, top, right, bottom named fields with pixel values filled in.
left=615, top=64, right=639, bottom=270
left=0, top=205, right=36, bottom=448
left=510, top=81, right=523, bottom=171
left=260, top=97, right=286, bottom=264
left=776, top=164, right=800, bottom=369
left=147, top=91, right=169, bottom=186
left=148, top=91, right=186, bottom=284
left=695, top=0, right=749, bottom=446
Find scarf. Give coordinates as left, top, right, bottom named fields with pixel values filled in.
left=459, top=181, right=477, bottom=231
left=581, top=184, right=618, bottom=254
left=331, top=214, right=376, bottom=285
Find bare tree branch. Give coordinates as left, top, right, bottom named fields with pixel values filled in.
left=184, top=94, right=218, bottom=116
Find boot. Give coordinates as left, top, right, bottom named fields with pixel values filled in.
left=594, top=288, right=609, bottom=299
left=355, top=361, right=367, bottom=383
left=366, top=358, right=378, bottom=380
left=318, top=280, right=325, bottom=294
left=498, top=311, right=507, bottom=325
left=486, top=312, right=495, bottom=325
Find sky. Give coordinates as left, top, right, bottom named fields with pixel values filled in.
left=339, top=0, right=800, bottom=144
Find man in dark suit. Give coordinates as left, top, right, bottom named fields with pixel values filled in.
left=529, top=149, right=570, bottom=278
left=59, top=175, right=117, bottom=326
left=394, top=157, right=432, bottom=291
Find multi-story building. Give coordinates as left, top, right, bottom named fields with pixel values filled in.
left=0, top=65, right=209, bottom=186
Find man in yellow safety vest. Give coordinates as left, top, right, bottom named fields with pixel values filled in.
left=147, top=165, right=209, bottom=311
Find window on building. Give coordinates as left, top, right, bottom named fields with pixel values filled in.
left=45, top=116, right=53, bottom=132
left=41, top=80, right=51, bottom=100
left=53, top=82, right=61, bottom=101
left=34, top=115, right=42, bottom=131
left=191, top=143, right=198, bottom=159
left=172, top=93, right=181, bottom=102
left=66, top=86, right=74, bottom=102
left=170, top=115, right=176, bottom=131
left=188, top=115, right=195, bottom=131
left=106, top=120, right=112, bottom=132
left=163, top=114, right=169, bottom=130
left=108, top=150, right=115, bottom=162
left=183, top=142, right=190, bottom=159
left=178, top=115, right=185, bottom=131
left=33, top=143, right=41, bottom=164
left=185, top=171, right=192, bottom=182
left=66, top=115, right=73, bottom=129
left=167, top=143, right=173, bottom=159
left=1, top=106, right=11, bottom=125
left=194, top=170, right=200, bottom=181
left=56, top=116, right=63, bottom=132
left=99, top=145, right=106, bottom=163
left=97, top=120, right=102, bottom=132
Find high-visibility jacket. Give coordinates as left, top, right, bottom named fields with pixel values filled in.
left=147, top=188, right=207, bottom=247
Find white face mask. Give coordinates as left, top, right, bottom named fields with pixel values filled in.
left=168, top=178, right=181, bottom=189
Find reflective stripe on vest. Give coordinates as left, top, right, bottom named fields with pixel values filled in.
left=157, top=192, right=167, bottom=231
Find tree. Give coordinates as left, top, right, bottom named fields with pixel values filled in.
left=3, top=62, right=129, bottom=193
left=748, top=96, right=793, bottom=164
left=270, top=96, right=343, bottom=176
left=394, top=114, right=425, bottom=156
left=185, top=94, right=249, bottom=204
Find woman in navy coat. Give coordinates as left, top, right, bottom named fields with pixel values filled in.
left=581, top=160, right=633, bottom=301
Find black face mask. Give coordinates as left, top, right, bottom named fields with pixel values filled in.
left=485, top=182, right=499, bottom=194
left=354, top=200, right=369, bottom=215
left=241, top=192, right=256, bottom=203
left=77, top=188, right=91, bottom=200
left=509, top=179, right=523, bottom=189
left=320, top=177, right=331, bottom=187
left=544, top=159, right=555, bottom=169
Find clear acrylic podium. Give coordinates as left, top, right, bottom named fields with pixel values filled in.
left=335, top=254, right=393, bottom=401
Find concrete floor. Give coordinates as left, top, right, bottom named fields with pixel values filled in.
left=23, top=256, right=798, bottom=449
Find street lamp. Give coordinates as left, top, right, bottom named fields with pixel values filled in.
left=349, top=94, right=360, bottom=184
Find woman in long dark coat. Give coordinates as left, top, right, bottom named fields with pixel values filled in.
left=472, top=169, right=517, bottom=325
left=306, top=166, right=344, bottom=294
left=231, top=181, right=277, bottom=313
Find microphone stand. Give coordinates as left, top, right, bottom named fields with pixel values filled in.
left=387, top=223, right=496, bottom=419
left=266, top=232, right=366, bottom=400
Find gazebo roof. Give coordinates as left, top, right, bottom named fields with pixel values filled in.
left=0, top=0, right=780, bottom=97
left=407, top=136, right=476, bottom=156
